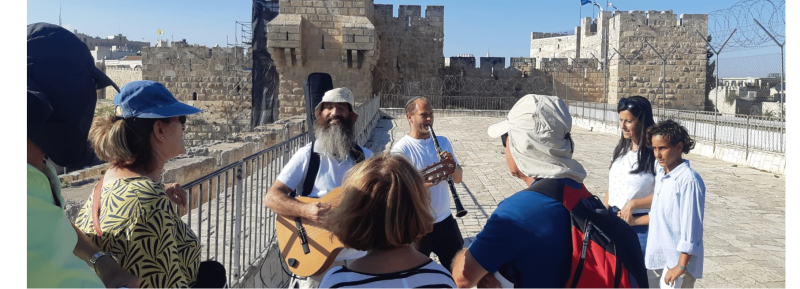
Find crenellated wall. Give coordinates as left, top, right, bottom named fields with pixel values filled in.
left=372, top=4, right=444, bottom=93
left=267, top=0, right=380, bottom=119
left=266, top=1, right=445, bottom=119
left=441, top=55, right=543, bottom=98
left=531, top=10, right=708, bottom=110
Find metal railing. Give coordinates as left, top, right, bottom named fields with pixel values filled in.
left=566, top=100, right=786, bottom=153
left=175, top=96, right=382, bottom=287
left=379, top=93, right=785, bottom=154
left=179, top=127, right=310, bottom=287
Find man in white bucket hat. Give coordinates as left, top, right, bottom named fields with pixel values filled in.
left=264, top=87, right=373, bottom=288
left=451, top=94, right=587, bottom=288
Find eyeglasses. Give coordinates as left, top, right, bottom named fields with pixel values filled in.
left=179, top=115, right=187, bottom=125
left=501, top=133, right=508, bottom=148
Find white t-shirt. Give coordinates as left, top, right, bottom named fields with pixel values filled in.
left=607, top=150, right=655, bottom=214
left=319, top=259, right=456, bottom=288
left=390, top=134, right=459, bottom=223
left=276, top=142, right=374, bottom=261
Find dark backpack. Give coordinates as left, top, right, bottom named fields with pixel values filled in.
left=290, top=140, right=365, bottom=198
left=523, top=178, right=649, bottom=288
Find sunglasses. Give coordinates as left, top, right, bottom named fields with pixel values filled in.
left=501, top=133, right=508, bottom=148
left=617, top=97, right=639, bottom=111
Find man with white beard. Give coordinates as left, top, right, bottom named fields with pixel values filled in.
left=264, top=87, right=373, bottom=288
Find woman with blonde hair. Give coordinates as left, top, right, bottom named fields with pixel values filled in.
left=75, top=80, right=225, bottom=288
left=319, top=153, right=457, bottom=288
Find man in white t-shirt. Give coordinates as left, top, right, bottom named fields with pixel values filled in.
left=390, top=96, right=464, bottom=272
left=264, top=87, right=373, bottom=288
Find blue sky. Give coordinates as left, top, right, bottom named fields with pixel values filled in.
left=25, top=0, right=787, bottom=75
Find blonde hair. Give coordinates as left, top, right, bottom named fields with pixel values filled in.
left=327, top=153, right=434, bottom=251
left=89, top=113, right=169, bottom=173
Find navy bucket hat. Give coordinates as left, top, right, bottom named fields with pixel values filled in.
left=113, top=80, right=201, bottom=119
left=27, top=22, right=120, bottom=168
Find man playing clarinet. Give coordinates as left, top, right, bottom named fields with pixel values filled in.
left=390, top=96, right=465, bottom=272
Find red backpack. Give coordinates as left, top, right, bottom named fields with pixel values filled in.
left=526, top=179, right=649, bottom=288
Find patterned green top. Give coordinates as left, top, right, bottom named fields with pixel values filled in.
left=76, top=177, right=200, bottom=288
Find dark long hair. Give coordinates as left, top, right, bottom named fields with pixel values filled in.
left=609, top=96, right=656, bottom=175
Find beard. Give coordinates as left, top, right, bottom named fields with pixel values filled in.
left=314, top=114, right=356, bottom=159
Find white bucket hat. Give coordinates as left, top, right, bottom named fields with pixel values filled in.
left=487, top=94, right=586, bottom=183
left=315, top=87, right=357, bottom=116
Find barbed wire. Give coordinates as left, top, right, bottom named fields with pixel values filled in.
left=708, top=0, right=785, bottom=49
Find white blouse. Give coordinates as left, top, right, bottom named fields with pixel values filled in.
left=607, top=150, right=654, bottom=214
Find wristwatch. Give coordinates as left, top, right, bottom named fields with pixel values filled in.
left=89, top=251, right=119, bottom=273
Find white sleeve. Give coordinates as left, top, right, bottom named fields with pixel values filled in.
left=276, top=145, right=311, bottom=191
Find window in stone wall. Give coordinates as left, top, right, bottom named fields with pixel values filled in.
left=321, top=35, right=325, bottom=49
left=347, top=50, right=353, bottom=68
left=357, top=50, right=364, bottom=69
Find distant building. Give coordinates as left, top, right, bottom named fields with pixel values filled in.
left=73, top=30, right=150, bottom=55
left=719, top=76, right=781, bottom=89
left=90, top=45, right=138, bottom=61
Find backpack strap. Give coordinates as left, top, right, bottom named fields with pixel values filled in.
left=526, top=178, right=592, bottom=211
left=294, top=142, right=365, bottom=198
left=349, top=144, right=365, bottom=164
left=298, top=141, right=321, bottom=198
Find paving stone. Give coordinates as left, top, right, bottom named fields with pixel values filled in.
left=364, top=115, right=785, bottom=287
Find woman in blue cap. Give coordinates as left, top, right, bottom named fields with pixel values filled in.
left=75, top=80, right=226, bottom=288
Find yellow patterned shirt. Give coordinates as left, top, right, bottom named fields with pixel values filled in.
left=75, top=177, right=200, bottom=288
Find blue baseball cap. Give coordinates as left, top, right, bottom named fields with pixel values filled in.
left=113, top=80, right=201, bottom=118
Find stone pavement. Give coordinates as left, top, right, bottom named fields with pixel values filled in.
left=365, top=115, right=785, bottom=288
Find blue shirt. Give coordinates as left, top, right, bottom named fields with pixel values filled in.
left=469, top=178, right=573, bottom=288
left=645, top=160, right=705, bottom=278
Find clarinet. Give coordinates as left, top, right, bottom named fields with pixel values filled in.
left=428, top=125, right=468, bottom=218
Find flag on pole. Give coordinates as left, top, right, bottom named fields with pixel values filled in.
left=581, top=0, right=591, bottom=5
left=157, top=29, right=163, bottom=35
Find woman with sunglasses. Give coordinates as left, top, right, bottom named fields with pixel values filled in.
left=75, top=81, right=226, bottom=288
left=603, top=95, right=657, bottom=256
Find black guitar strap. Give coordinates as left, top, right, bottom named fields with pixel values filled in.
left=293, top=141, right=365, bottom=198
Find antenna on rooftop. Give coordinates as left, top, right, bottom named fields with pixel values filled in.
left=59, top=3, right=62, bottom=26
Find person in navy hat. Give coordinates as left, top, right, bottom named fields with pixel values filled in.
left=74, top=80, right=227, bottom=288
left=27, top=22, right=139, bottom=288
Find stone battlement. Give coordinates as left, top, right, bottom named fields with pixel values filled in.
left=531, top=32, right=574, bottom=40
left=612, top=10, right=707, bottom=28
left=374, top=4, right=444, bottom=22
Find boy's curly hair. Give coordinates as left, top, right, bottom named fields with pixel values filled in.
left=645, top=119, right=695, bottom=154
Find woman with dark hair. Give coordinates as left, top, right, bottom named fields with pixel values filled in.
left=75, top=80, right=226, bottom=288
left=603, top=95, right=657, bottom=255
left=645, top=119, right=705, bottom=288
left=319, top=153, right=456, bottom=288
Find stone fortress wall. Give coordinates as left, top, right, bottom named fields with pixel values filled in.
left=531, top=10, right=708, bottom=110
left=141, top=41, right=253, bottom=146
left=100, top=67, right=143, bottom=99
left=267, top=0, right=445, bottom=119
left=371, top=5, right=444, bottom=94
